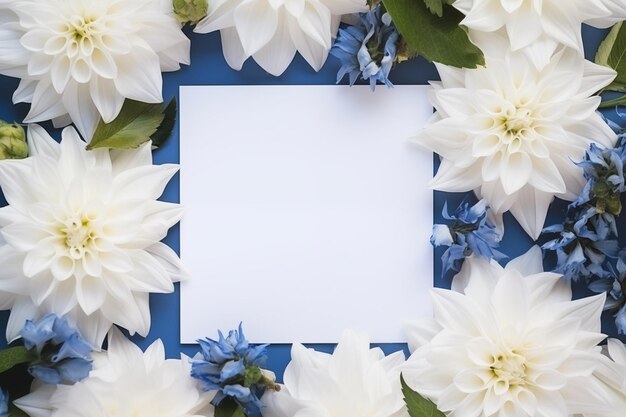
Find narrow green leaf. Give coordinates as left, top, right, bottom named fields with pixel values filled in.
left=86, top=100, right=166, bottom=151
left=599, top=93, right=626, bottom=108
left=0, top=347, right=33, bottom=375
left=422, top=0, right=443, bottom=17
left=384, top=0, right=485, bottom=68
left=150, top=98, right=177, bottom=148
left=401, top=374, right=445, bottom=417
left=214, top=398, right=245, bottom=417
left=10, top=404, right=30, bottom=417
left=596, top=22, right=626, bottom=93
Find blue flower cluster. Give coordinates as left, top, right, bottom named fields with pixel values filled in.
left=21, top=314, right=93, bottom=385
left=431, top=199, right=506, bottom=276
left=191, top=324, right=276, bottom=417
left=543, top=120, right=626, bottom=333
left=330, top=5, right=399, bottom=90
left=0, top=389, right=8, bottom=417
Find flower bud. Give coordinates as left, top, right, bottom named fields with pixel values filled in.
left=173, top=0, right=208, bottom=25
left=0, top=121, right=27, bottom=160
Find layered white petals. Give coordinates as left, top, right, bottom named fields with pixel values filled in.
left=580, top=340, right=626, bottom=417
left=194, top=0, right=367, bottom=76
left=404, top=248, right=618, bottom=417
left=15, top=328, right=214, bottom=417
left=412, top=47, right=617, bottom=240
left=454, top=0, right=622, bottom=69
left=0, top=125, right=185, bottom=347
left=0, top=0, right=190, bottom=139
left=262, top=329, right=408, bottom=417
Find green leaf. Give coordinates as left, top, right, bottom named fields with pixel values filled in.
left=401, top=374, right=445, bottom=417
left=86, top=100, right=166, bottom=150
left=9, top=404, right=30, bottom=417
left=214, top=398, right=245, bottom=417
left=596, top=22, right=626, bottom=93
left=422, top=0, right=443, bottom=16
left=599, top=93, right=626, bottom=108
left=0, top=347, right=33, bottom=375
left=384, top=0, right=484, bottom=68
left=150, top=98, right=177, bottom=148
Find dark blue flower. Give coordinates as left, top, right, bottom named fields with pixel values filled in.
left=432, top=199, right=506, bottom=276
left=542, top=207, right=619, bottom=282
left=0, top=389, right=8, bottom=417
left=571, top=137, right=626, bottom=215
left=21, top=314, right=93, bottom=385
left=589, top=252, right=626, bottom=334
left=330, top=5, right=399, bottom=90
left=191, top=323, right=276, bottom=417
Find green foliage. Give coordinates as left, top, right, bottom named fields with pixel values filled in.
left=596, top=22, right=626, bottom=93
left=0, top=121, right=27, bottom=160
left=87, top=99, right=176, bottom=151
left=401, top=374, right=446, bottom=417
left=0, top=347, right=34, bottom=375
left=173, top=0, right=208, bottom=25
left=214, top=398, right=246, bottom=417
left=383, top=0, right=484, bottom=68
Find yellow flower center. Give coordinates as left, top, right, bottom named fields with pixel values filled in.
left=61, top=216, right=95, bottom=260
left=504, top=107, right=533, bottom=136
left=490, top=351, right=527, bottom=388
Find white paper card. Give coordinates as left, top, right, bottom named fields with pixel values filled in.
left=180, top=85, right=433, bottom=344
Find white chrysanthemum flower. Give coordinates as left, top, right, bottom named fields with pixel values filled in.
left=0, top=125, right=185, bottom=347
left=194, top=0, right=367, bottom=76
left=404, top=247, right=618, bottom=417
left=15, top=328, right=214, bottom=417
left=0, top=0, right=190, bottom=139
left=411, top=46, right=616, bottom=239
left=580, top=339, right=626, bottom=417
left=262, top=330, right=408, bottom=417
left=453, top=0, right=625, bottom=69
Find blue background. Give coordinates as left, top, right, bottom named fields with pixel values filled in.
left=0, top=25, right=624, bottom=381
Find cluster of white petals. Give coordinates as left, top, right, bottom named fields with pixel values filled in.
left=15, top=328, right=214, bottom=417
left=0, top=125, right=185, bottom=347
left=580, top=339, right=626, bottom=417
left=0, top=0, right=190, bottom=139
left=194, top=0, right=367, bottom=76
left=412, top=44, right=616, bottom=239
left=262, top=330, right=408, bottom=417
left=404, top=248, right=618, bottom=417
left=453, top=0, right=626, bottom=69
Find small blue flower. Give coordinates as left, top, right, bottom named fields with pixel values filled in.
left=191, top=323, right=276, bottom=417
left=0, top=389, right=8, bottom=417
left=21, top=314, right=93, bottom=385
left=432, top=199, right=506, bottom=276
left=542, top=207, right=619, bottom=282
left=571, top=137, right=626, bottom=215
left=331, top=5, right=399, bottom=90
left=589, top=253, right=626, bottom=334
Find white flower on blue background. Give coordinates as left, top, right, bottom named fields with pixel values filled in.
left=331, top=5, right=399, bottom=90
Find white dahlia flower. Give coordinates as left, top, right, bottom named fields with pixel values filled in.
left=194, top=0, right=367, bottom=76
left=15, top=328, right=214, bottom=417
left=453, top=0, right=626, bottom=69
left=404, top=247, right=617, bottom=417
left=0, top=125, right=185, bottom=347
left=411, top=46, right=616, bottom=239
left=262, top=330, right=408, bottom=417
left=580, top=339, right=626, bottom=417
left=587, top=0, right=626, bottom=28
left=0, top=0, right=190, bottom=139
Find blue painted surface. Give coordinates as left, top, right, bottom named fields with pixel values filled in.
left=0, top=25, right=623, bottom=383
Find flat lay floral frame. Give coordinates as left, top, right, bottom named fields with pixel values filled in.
left=0, top=1, right=625, bottom=417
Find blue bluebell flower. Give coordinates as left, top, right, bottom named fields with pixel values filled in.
left=330, top=5, right=399, bottom=90
left=589, top=252, right=626, bottom=334
left=542, top=206, right=619, bottom=282
left=21, top=314, right=93, bottom=385
left=571, top=137, right=626, bottom=215
left=191, top=323, right=277, bottom=417
left=432, top=199, right=506, bottom=276
left=0, top=389, right=8, bottom=417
